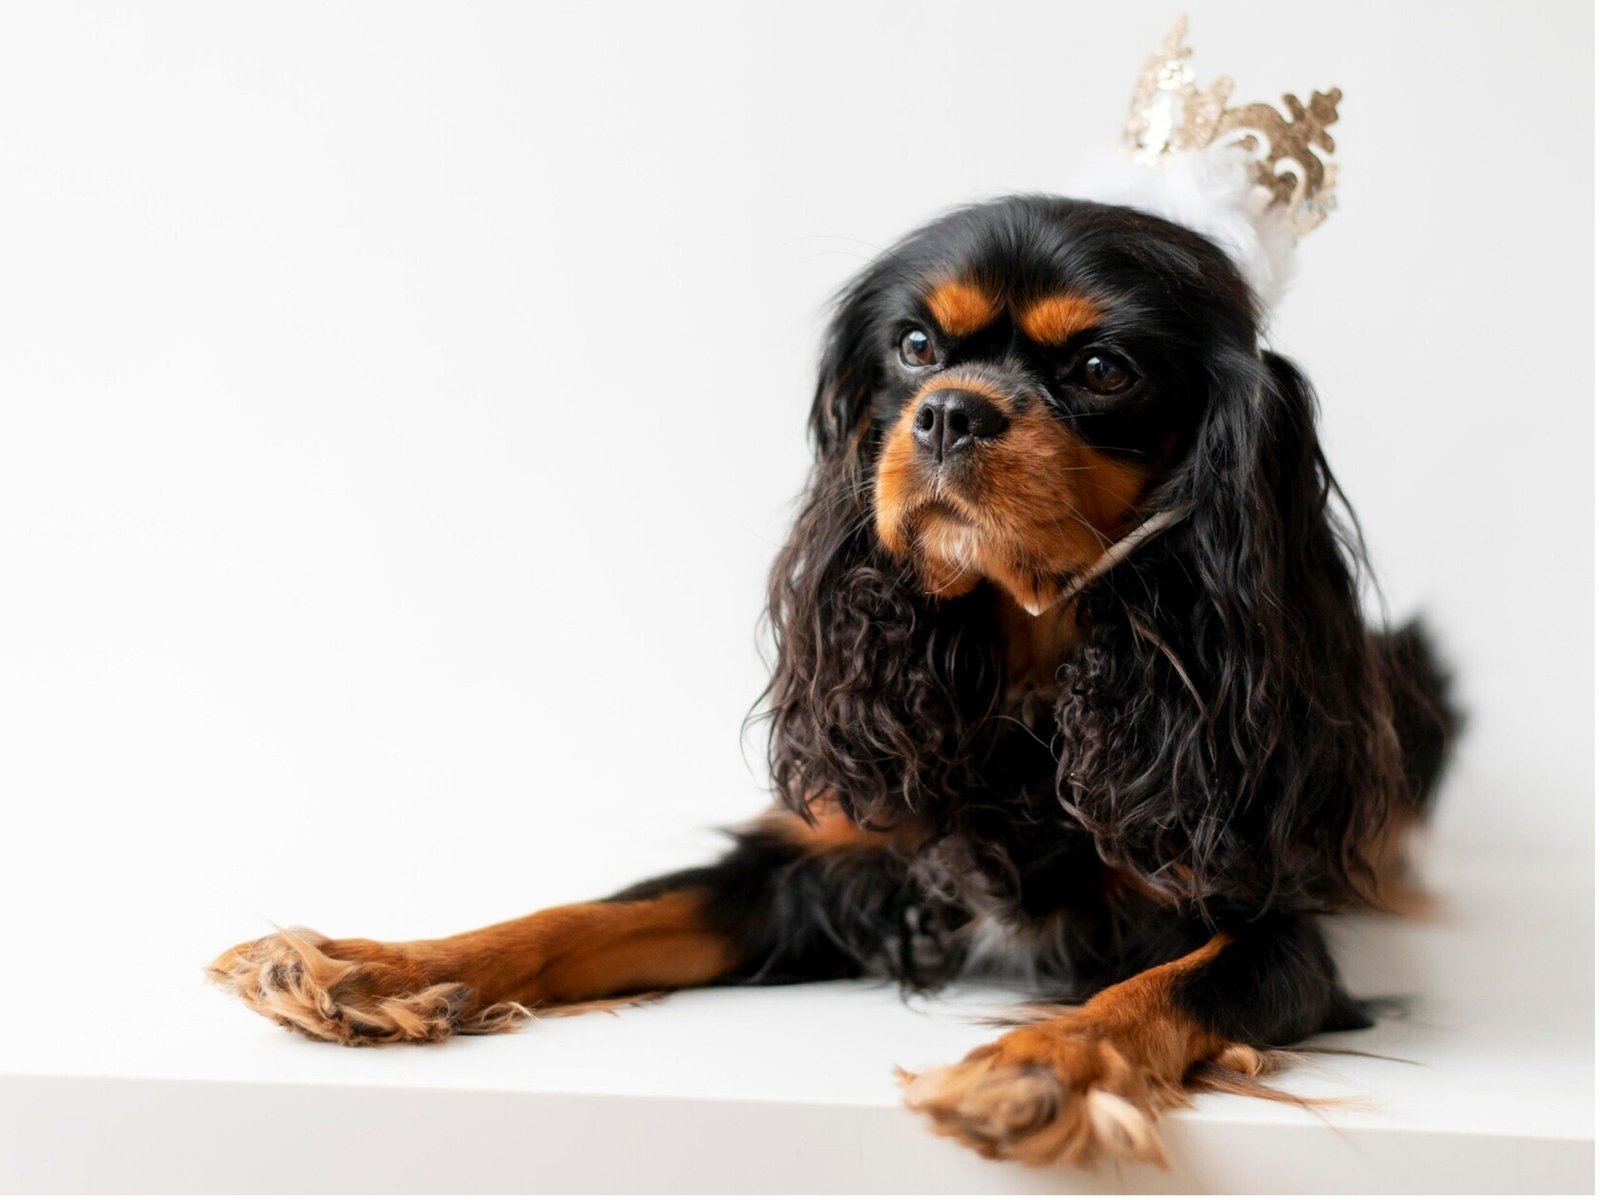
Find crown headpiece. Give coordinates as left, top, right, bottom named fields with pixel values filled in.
left=1074, top=16, right=1343, bottom=309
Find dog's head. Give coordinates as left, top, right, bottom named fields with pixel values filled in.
left=767, top=195, right=1417, bottom=915
left=816, top=197, right=1253, bottom=615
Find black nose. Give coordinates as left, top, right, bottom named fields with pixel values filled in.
left=912, top=389, right=1009, bottom=463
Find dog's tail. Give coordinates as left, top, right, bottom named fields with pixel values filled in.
left=1377, top=618, right=1461, bottom=818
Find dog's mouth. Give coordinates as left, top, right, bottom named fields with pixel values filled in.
left=875, top=466, right=1113, bottom=614
left=904, top=491, right=976, bottom=530
left=870, top=380, right=1160, bottom=614
left=882, top=460, right=990, bottom=535
left=890, top=495, right=1063, bottom=610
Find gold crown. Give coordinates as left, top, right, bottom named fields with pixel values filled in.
left=1124, top=16, right=1342, bottom=236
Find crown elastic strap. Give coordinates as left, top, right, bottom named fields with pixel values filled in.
left=1027, top=503, right=1194, bottom=617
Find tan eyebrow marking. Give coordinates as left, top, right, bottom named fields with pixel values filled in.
left=925, top=278, right=1001, bottom=337
left=1018, top=294, right=1102, bottom=345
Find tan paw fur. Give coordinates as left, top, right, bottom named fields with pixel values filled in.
left=205, top=927, right=530, bottom=1046
left=900, top=1027, right=1210, bottom=1167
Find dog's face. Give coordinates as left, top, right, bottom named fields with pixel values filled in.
left=832, top=197, right=1256, bottom=615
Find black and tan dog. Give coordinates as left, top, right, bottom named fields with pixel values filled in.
left=210, top=195, right=1455, bottom=1167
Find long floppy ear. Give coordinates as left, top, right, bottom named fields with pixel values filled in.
left=807, top=274, right=882, bottom=467
left=1058, top=346, right=1407, bottom=914
left=759, top=273, right=1001, bottom=829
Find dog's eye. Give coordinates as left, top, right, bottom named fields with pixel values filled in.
left=899, top=327, right=938, bottom=368
left=1069, top=352, right=1136, bottom=396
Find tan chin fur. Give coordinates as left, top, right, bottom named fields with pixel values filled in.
left=204, top=927, right=531, bottom=1046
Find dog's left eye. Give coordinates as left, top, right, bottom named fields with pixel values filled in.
left=1067, top=352, right=1137, bottom=396
left=899, top=327, right=939, bottom=368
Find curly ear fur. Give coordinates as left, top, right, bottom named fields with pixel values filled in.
left=762, top=275, right=1004, bottom=828
left=1058, top=347, right=1435, bottom=914
left=763, top=205, right=1456, bottom=913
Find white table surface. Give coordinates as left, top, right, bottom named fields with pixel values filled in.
left=1, top=838, right=1591, bottom=1193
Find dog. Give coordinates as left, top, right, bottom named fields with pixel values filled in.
left=209, top=194, right=1457, bottom=1168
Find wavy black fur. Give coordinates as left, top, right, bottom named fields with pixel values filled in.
left=709, top=196, right=1459, bottom=1041
left=612, top=197, right=1462, bottom=1051
left=764, top=198, right=1456, bottom=919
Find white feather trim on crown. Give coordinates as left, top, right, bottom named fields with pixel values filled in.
left=1067, top=141, right=1299, bottom=315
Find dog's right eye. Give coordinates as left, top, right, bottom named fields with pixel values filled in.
left=899, top=327, right=938, bottom=368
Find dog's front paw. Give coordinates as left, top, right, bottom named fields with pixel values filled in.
left=900, top=1023, right=1182, bottom=1167
left=205, top=928, right=529, bottom=1046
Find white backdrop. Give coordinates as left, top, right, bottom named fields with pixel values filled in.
left=0, top=1, right=1591, bottom=973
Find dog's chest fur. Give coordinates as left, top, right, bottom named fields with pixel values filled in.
left=994, top=591, right=1082, bottom=711
left=930, top=592, right=1181, bottom=978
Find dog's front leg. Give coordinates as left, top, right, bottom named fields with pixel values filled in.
left=902, top=913, right=1366, bottom=1167
left=207, top=803, right=953, bottom=1044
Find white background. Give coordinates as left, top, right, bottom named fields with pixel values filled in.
left=0, top=0, right=1591, bottom=989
